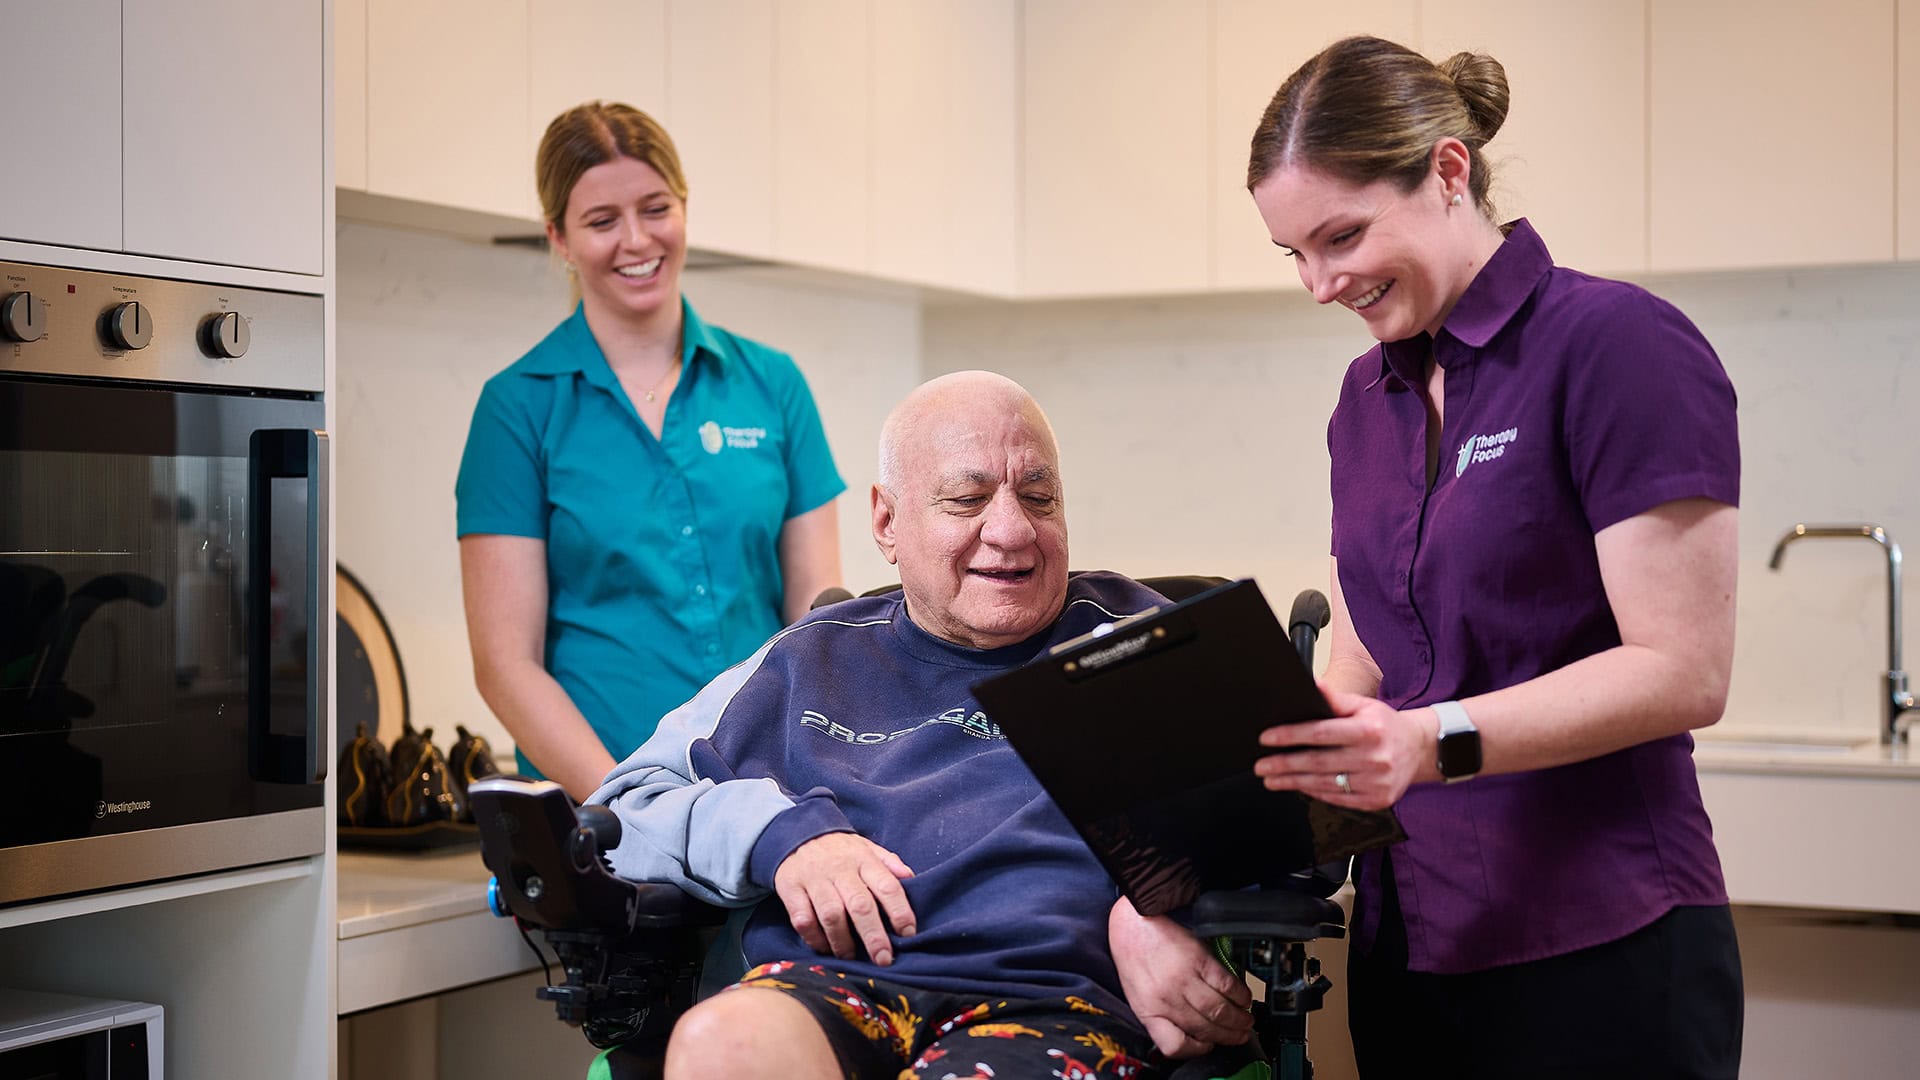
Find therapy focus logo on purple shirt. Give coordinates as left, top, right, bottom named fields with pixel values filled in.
left=1455, top=426, right=1520, bottom=478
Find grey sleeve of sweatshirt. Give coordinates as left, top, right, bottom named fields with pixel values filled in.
left=585, top=644, right=800, bottom=908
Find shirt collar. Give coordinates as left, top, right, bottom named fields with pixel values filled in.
left=1369, top=218, right=1553, bottom=391
left=517, top=297, right=727, bottom=381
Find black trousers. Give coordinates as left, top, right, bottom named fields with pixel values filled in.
left=1347, top=860, right=1743, bottom=1079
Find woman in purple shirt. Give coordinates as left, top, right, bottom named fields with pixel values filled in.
left=1231, top=35, right=1740, bottom=1078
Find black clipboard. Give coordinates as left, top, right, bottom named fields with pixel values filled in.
left=971, top=578, right=1404, bottom=916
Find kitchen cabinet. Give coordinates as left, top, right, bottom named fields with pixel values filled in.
left=772, top=0, right=871, bottom=274
left=338, top=0, right=368, bottom=191
left=1900, top=0, right=1920, bottom=259
left=0, top=863, right=335, bottom=1080
left=528, top=0, right=670, bottom=218
left=871, top=0, right=1019, bottom=295
left=0, top=1, right=121, bottom=254
left=1423, top=0, right=1647, bottom=276
left=1209, top=1, right=1419, bottom=293
left=2, top=0, right=323, bottom=277
left=367, top=0, right=532, bottom=221
left=1022, top=0, right=1211, bottom=297
left=123, top=0, right=324, bottom=275
left=667, top=0, right=776, bottom=259
left=1650, top=0, right=1895, bottom=271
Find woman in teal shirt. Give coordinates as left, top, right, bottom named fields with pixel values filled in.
left=457, top=102, right=846, bottom=800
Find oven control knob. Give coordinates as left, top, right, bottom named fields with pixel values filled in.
left=105, top=301, right=151, bottom=350
left=0, top=292, right=48, bottom=343
left=202, top=311, right=249, bottom=359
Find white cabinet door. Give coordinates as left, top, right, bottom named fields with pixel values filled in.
left=1900, top=0, right=1920, bottom=259
left=1650, top=0, right=1895, bottom=271
left=1210, top=2, right=1419, bottom=292
left=872, top=0, right=1018, bottom=295
left=772, top=0, right=871, bottom=274
left=1022, top=0, right=1209, bottom=297
left=1424, top=1, right=1646, bottom=277
left=368, top=0, right=531, bottom=222
left=667, top=0, right=775, bottom=259
left=123, top=0, right=324, bottom=275
left=0, top=1, right=122, bottom=253
left=337, top=0, right=368, bottom=191
left=528, top=0, right=670, bottom=228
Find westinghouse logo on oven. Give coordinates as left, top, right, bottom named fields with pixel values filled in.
left=96, top=799, right=154, bottom=819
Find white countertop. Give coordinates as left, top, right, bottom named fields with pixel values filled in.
left=338, top=846, right=496, bottom=939
left=336, top=845, right=534, bottom=1015
left=1692, top=726, right=1920, bottom=778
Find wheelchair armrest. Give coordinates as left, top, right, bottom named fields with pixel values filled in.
left=470, top=775, right=725, bottom=934
left=1188, top=888, right=1347, bottom=943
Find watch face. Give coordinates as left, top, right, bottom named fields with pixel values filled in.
left=1438, top=729, right=1483, bottom=779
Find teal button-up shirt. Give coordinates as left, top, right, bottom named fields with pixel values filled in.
left=456, top=299, right=845, bottom=769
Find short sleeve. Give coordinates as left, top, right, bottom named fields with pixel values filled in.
left=1564, top=290, right=1740, bottom=532
left=771, top=355, right=846, bottom=519
left=455, top=375, right=549, bottom=539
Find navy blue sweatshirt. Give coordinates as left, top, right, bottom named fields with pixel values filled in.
left=590, top=572, right=1164, bottom=1017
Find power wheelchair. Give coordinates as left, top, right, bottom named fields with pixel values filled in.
left=470, top=577, right=1351, bottom=1080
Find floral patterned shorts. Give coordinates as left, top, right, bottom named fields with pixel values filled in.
left=726, top=961, right=1159, bottom=1079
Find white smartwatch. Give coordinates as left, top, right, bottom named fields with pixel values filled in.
left=1432, top=700, right=1482, bottom=782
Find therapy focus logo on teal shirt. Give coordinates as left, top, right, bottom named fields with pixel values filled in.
left=697, top=420, right=771, bottom=454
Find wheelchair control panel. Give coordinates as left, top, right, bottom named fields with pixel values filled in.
left=471, top=776, right=725, bottom=1053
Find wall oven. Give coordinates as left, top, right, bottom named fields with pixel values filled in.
left=0, top=257, right=327, bottom=906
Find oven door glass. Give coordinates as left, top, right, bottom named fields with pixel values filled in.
left=0, top=376, right=325, bottom=847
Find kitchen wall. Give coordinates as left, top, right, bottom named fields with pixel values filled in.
left=335, top=221, right=921, bottom=755
left=923, top=259, right=1920, bottom=742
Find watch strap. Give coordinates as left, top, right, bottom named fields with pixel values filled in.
left=1432, top=699, right=1474, bottom=736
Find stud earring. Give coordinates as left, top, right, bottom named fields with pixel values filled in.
left=1450, top=193, right=1464, bottom=208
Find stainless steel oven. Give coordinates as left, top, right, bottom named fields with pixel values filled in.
left=0, top=258, right=327, bottom=906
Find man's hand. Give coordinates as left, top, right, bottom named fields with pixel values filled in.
left=773, top=832, right=917, bottom=966
left=1108, top=897, right=1253, bottom=1058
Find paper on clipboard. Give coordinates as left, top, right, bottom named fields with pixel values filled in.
left=971, top=578, right=1405, bottom=916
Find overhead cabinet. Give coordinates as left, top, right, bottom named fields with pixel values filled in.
left=339, top=0, right=1920, bottom=297
left=0, top=1, right=122, bottom=255
left=1900, top=0, right=1919, bottom=260
left=1, top=0, right=323, bottom=276
left=1021, top=0, right=1211, bottom=297
left=366, top=0, right=532, bottom=222
left=123, top=0, right=325, bottom=275
left=1423, top=0, right=1647, bottom=277
left=870, top=0, right=1019, bottom=295
left=1209, top=0, right=1420, bottom=292
left=1650, top=0, right=1895, bottom=271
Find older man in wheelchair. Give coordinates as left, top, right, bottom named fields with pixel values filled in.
left=474, top=370, right=1354, bottom=1080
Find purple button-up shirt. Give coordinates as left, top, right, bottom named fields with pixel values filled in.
left=1328, top=220, right=1737, bottom=973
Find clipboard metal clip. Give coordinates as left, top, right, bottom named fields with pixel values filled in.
left=1053, top=609, right=1196, bottom=681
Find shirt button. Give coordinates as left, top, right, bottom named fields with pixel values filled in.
left=681, top=525, right=694, bottom=537
left=706, top=643, right=719, bottom=656
left=694, top=584, right=707, bottom=596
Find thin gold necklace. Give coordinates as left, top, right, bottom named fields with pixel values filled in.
left=642, top=356, right=681, bottom=403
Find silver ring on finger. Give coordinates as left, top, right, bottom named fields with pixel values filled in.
left=1334, top=771, right=1353, bottom=795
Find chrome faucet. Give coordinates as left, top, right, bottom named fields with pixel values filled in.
left=1768, top=523, right=1916, bottom=745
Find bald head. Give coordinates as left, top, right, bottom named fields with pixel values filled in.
left=876, top=371, right=1059, bottom=495
left=870, top=371, right=1069, bottom=649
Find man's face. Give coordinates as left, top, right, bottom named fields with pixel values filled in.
left=872, top=404, right=1068, bottom=650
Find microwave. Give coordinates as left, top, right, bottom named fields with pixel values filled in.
left=0, top=988, right=162, bottom=1078
left=0, top=258, right=329, bottom=906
